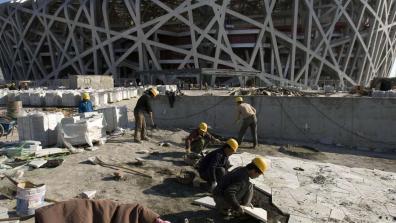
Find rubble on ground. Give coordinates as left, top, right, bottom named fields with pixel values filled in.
left=233, top=86, right=319, bottom=97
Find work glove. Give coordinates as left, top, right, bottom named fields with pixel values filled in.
left=209, top=182, right=217, bottom=193
left=236, top=205, right=245, bottom=215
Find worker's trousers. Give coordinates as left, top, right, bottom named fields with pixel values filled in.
left=134, top=111, right=146, bottom=141
left=199, top=167, right=226, bottom=185
left=190, top=138, right=209, bottom=154
left=213, top=184, right=253, bottom=211
left=237, top=115, right=258, bottom=147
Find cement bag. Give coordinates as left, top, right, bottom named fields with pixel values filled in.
left=137, top=87, right=146, bottom=96
left=0, top=90, right=6, bottom=105
left=108, top=92, right=115, bottom=103
left=131, top=89, right=137, bottom=97
left=62, top=92, right=80, bottom=107
left=115, top=91, right=123, bottom=102
left=58, top=114, right=106, bottom=147
left=98, top=92, right=108, bottom=105
left=45, top=91, right=62, bottom=107
left=17, top=112, right=64, bottom=147
left=122, top=90, right=128, bottom=100
left=30, top=92, right=45, bottom=106
left=19, top=92, right=31, bottom=106
left=89, top=92, right=99, bottom=106
left=97, top=106, right=128, bottom=132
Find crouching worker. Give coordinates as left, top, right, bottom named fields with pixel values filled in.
left=198, top=138, right=238, bottom=192
left=213, top=157, right=269, bottom=216
left=185, top=122, right=221, bottom=155
left=78, top=92, right=94, bottom=113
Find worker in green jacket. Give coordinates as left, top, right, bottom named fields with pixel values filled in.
left=213, top=156, right=269, bottom=216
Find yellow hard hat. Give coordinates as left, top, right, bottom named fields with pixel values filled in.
left=199, top=122, right=208, bottom=133
left=150, top=88, right=159, bottom=97
left=226, top=138, right=239, bottom=152
left=82, top=92, right=90, bottom=100
left=235, top=97, right=243, bottom=103
left=252, top=157, right=269, bottom=173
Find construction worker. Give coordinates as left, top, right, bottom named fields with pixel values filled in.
left=133, top=88, right=159, bottom=143
left=185, top=122, right=221, bottom=154
left=235, top=97, right=258, bottom=148
left=213, top=156, right=269, bottom=216
left=78, top=92, right=94, bottom=113
left=198, top=138, right=238, bottom=192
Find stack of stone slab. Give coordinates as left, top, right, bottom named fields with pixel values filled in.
left=58, top=113, right=106, bottom=147
left=97, top=106, right=128, bottom=132
left=17, top=112, right=64, bottom=147
left=0, top=86, right=159, bottom=107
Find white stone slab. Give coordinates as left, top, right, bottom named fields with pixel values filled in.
left=241, top=206, right=267, bottom=222
left=193, top=196, right=215, bottom=209
left=29, top=159, right=48, bottom=168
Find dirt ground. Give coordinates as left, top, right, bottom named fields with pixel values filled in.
left=0, top=99, right=395, bottom=223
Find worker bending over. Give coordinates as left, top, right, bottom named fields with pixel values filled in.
left=133, top=88, right=158, bottom=143
left=213, top=156, right=268, bottom=216
left=78, top=92, right=94, bottom=113
left=235, top=97, right=258, bottom=149
left=185, top=122, right=221, bottom=155
left=198, top=138, right=238, bottom=192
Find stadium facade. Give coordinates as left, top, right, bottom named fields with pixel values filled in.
left=0, top=0, right=395, bottom=87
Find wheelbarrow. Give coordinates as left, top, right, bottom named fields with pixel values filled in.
left=0, top=117, right=16, bottom=138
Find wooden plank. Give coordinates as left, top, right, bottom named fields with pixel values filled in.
left=35, top=148, right=69, bottom=157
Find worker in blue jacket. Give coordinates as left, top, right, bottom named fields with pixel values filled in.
left=78, top=92, right=94, bottom=113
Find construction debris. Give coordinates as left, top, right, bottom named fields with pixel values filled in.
left=234, top=86, right=318, bottom=97
left=81, top=191, right=96, bottom=199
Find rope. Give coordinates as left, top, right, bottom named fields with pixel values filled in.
left=155, top=97, right=229, bottom=121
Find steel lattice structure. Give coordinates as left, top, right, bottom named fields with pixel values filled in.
left=0, top=0, right=395, bottom=87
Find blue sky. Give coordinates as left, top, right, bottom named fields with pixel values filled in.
left=0, top=0, right=10, bottom=3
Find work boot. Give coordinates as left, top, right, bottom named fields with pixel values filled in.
left=134, top=138, right=142, bottom=143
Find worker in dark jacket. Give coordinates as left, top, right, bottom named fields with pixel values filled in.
left=78, top=92, right=94, bottom=113
left=198, top=138, right=238, bottom=192
left=213, top=157, right=269, bottom=216
left=185, top=122, right=221, bottom=154
left=133, top=88, right=159, bottom=143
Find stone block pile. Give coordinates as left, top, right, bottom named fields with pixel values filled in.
left=0, top=87, right=141, bottom=107
left=16, top=106, right=129, bottom=148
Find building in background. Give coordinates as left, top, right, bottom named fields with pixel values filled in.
left=0, top=0, right=395, bottom=87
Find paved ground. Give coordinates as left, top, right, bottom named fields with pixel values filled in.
left=0, top=98, right=395, bottom=223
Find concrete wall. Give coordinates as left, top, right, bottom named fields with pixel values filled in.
left=152, top=96, right=396, bottom=152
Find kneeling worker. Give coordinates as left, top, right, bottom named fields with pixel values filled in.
left=213, top=156, right=269, bottom=215
left=198, top=138, right=238, bottom=192
left=185, top=122, right=221, bottom=155
left=78, top=92, right=94, bottom=113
